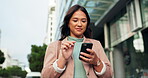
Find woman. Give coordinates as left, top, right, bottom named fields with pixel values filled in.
left=41, top=4, right=113, bottom=78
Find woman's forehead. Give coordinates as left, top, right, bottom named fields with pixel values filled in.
left=71, top=10, right=87, bottom=19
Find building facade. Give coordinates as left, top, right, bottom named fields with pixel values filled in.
left=107, top=0, right=148, bottom=77
left=46, top=0, right=148, bottom=78
left=0, top=49, right=25, bottom=69
left=44, top=0, right=56, bottom=44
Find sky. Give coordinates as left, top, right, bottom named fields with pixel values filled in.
left=0, top=0, right=49, bottom=67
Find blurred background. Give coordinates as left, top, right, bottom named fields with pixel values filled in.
left=0, top=0, right=148, bottom=78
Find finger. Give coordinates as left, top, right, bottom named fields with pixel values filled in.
left=63, top=41, right=76, bottom=48
left=80, top=52, right=93, bottom=59
left=67, top=41, right=76, bottom=47
left=61, top=41, right=76, bottom=51
left=89, top=59, right=93, bottom=63
left=86, top=49, right=94, bottom=55
left=71, top=41, right=76, bottom=44
left=62, top=42, right=72, bottom=49
left=62, top=45, right=68, bottom=50
left=79, top=56, right=91, bottom=62
left=64, top=42, right=71, bottom=48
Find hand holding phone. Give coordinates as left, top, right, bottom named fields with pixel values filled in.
left=79, top=43, right=93, bottom=60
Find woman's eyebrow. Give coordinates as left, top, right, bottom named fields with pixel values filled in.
left=72, top=17, right=78, bottom=19
left=81, top=18, right=87, bottom=20
left=72, top=17, right=87, bottom=20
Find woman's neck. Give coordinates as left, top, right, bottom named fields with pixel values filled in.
left=68, top=36, right=84, bottom=42
left=70, top=35, right=83, bottom=39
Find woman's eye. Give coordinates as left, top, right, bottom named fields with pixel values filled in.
left=82, top=20, right=86, bottom=23
left=73, top=20, right=77, bottom=22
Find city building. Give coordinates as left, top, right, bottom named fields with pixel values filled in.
left=44, top=0, right=58, bottom=45
left=0, top=49, right=25, bottom=70
left=0, top=49, right=12, bottom=68
left=46, top=0, right=148, bottom=78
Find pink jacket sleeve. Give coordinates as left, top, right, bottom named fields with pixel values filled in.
left=93, top=40, right=113, bottom=78
left=41, top=41, right=62, bottom=78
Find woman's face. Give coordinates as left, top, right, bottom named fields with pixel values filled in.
left=68, top=10, right=87, bottom=38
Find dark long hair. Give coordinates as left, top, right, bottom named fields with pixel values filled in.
left=59, top=4, right=92, bottom=41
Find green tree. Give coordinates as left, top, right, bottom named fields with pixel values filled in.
left=0, top=66, right=27, bottom=78
left=28, top=44, right=47, bottom=72
left=0, top=68, right=10, bottom=77
left=7, top=66, right=27, bottom=77
left=0, top=50, right=5, bottom=64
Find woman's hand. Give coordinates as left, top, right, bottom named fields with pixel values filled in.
left=80, top=49, right=104, bottom=73
left=57, top=41, right=76, bottom=69
left=61, top=41, right=76, bottom=61
left=79, top=48, right=99, bottom=65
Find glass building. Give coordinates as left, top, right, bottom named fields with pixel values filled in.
left=52, top=0, right=148, bottom=78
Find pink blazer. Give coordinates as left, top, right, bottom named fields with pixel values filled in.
left=41, top=37, right=113, bottom=78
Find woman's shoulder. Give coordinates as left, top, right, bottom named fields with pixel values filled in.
left=86, top=38, right=103, bottom=49
left=48, top=40, right=61, bottom=46
left=86, top=38, right=101, bottom=43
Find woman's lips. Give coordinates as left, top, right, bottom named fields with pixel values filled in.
left=75, top=28, right=82, bottom=31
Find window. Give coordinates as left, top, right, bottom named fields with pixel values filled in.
left=109, top=7, right=133, bottom=47
left=140, top=0, right=148, bottom=27
left=122, top=32, right=148, bottom=78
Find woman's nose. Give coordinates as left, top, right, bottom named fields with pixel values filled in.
left=77, top=21, right=82, bottom=26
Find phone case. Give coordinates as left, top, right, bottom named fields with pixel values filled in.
left=79, top=43, right=93, bottom=60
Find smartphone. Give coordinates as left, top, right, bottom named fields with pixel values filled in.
left=79, top=43, right=93, bottom=60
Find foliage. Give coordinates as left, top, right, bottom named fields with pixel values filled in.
left=0, top=50, right=5, bottom=64
left=0, top=66, right=27, bottom=78
left=0, top=68, right=10, bottom=77
left=28, top=44, right=47, bottom=72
